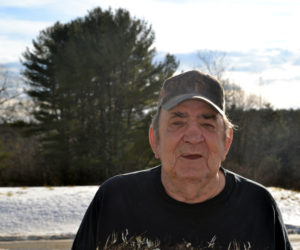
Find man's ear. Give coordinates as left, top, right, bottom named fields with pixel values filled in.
left=222, top=128, right=233, bottom=161
left=149, top=126, right=160, bottom=159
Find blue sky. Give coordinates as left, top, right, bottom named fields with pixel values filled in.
left=1, top=0, right=300, bottom=109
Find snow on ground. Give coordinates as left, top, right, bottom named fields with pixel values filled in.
left=269, top=187, right=300, bottom=226
left=0, top=186, right=98, bottom=241
left=0, top=185, right=299, bottom=241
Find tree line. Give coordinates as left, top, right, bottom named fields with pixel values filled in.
left=0, top=7, right=299, bottom=190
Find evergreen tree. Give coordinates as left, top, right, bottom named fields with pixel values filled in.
left=22, top=8, right=178, bottom=184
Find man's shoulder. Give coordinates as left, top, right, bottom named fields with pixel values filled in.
left=100, top=166, right=160, bottom=192
left=224, top=168, right=274, bottom=201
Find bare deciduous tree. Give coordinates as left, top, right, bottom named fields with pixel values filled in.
left=196, top=50, right=270, bottom=110
left=0, top=65, right=31, bottom=123
left=197, top=50, right=227, bottom=80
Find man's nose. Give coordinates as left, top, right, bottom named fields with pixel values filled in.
left=183, top=122, right=204, bottom=144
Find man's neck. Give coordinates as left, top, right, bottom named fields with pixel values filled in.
left=161, top=169, right=225, bottom=204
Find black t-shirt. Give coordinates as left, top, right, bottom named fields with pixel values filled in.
left=72, top=166, right=292, bottom=249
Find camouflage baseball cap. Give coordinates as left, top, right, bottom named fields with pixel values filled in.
left=158, top=70, right=225, bottom=116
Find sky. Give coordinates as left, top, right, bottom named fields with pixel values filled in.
left=1, top=0, right=300, bottom=109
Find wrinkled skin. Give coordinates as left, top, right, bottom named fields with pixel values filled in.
left=149, top=100, right=233, bottom=203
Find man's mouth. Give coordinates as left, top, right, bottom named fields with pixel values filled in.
left=181, top=154, right=202, bottom=160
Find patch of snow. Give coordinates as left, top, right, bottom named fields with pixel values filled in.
left=0, top=186, right=299, bottom=241
left=0, top=186, right=98, bottom=241
left=268, top=187, right=300, bottom=234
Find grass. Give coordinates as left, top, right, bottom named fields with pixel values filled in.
left=44, top=186, right=55, bottom=191
left=6, top=191, right=13, bottom=197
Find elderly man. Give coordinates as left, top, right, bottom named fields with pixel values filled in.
left=72, top=70, right=292, bottom=249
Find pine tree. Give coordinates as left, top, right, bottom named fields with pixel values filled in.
left=22, top=8, right=178, bottom=184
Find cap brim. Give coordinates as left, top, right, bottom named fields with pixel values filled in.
left=162, top=93, right=225, bottom=116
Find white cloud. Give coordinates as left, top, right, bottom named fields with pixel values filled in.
left=87, top=0, right=300, bottom=53
left=2, top=0, right=300, bottom=53
left=261, top=80, right=299, bottom=109
left=177, top=48, right=300, bottom=109
left=0, top=19, right=51, bottom=37
left=0, top=37, right=29, bottom=63
left=0, top=0, right=55, bottom=7
left=227, top=62, right=300, bottom=109
left=0, top=18, right=52, bottom=63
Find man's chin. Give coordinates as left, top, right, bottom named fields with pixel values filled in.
left=175, top=167, right=208, bottom=181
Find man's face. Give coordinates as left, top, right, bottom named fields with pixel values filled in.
left=149, top=99, right=232, bottom=183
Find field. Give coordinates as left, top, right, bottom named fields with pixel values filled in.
left=0, top=185, right=299, bottom=248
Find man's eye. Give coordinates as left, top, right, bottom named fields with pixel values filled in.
left=173, top=121, right=184, bottom=126
left=171, top=121, right=185, bottom=127
left=202, top=123, right=214, bottom=128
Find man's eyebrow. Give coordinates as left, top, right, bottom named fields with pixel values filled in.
left=199, top=114, right=217, bottom=120
left=170, top=111, right=188, bottom=118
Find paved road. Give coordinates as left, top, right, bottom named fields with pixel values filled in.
left=0, top=235, right=299, bottom=249
left=290, top=234, right=300, bottom=250
left=0, top=239, right=72, bottom=250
